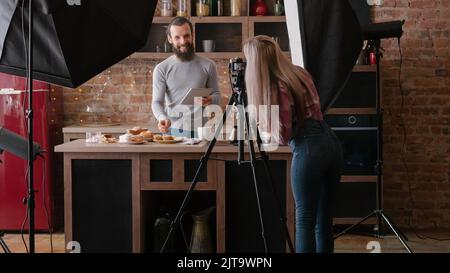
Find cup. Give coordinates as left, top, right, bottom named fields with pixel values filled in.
left=273, top=2, right=284, bottom=16
left=260, top=131, right=271, bottom=144
left=86, top=131, right=102, bottom=144
left=202, top=40, right=215, bottom=52
left=198, top=126, right=215, bottom=141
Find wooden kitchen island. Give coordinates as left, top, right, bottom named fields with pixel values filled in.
left=55, top=139, right=294, bottom=253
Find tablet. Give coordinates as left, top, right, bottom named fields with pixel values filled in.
left=179, top=88, right=212, bottom=105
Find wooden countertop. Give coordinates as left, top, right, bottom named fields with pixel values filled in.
left=62, top=124, right=158, bottom=134
left=54, top=139, right=292, bottom=154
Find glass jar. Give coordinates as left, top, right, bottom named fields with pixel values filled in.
left=230, top=0, right=241, bottom=16
left=177, top=0, right=187, bottom=16
left=196, top=0, right=210, bottom=17
left=161, top=0, right=173, bottom=17
left=217, top=0, right=223, bottom=16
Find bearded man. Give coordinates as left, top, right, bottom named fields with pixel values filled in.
left=151, top=17, right=221, bottom=138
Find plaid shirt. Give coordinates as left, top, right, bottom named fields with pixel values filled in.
left=277, top=70, right=323, bottom=145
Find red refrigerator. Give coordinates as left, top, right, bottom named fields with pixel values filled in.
left=0, top=72, right=63, bottom=231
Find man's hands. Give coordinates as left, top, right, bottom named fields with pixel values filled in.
left=158, top=119, right=171, bottom=134
left=194, top=95, right=213, bottom=106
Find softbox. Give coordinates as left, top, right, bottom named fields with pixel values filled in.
left=286, top=0, right=363, bottom=113
left=0, top=0, right=157, bottom=88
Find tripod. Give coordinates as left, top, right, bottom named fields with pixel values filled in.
left=160, top=87, right=295, bottom=253
left=0, top=232, right=11, bottom=253
left=0, top=155, right=10, bottom=253
left=334, top=40, right=412, bottom=253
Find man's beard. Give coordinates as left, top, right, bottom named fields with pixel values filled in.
left=173, top=43, right=195, bottom=61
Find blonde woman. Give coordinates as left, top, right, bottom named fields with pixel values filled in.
left=243, top=35, right=343, bottom=253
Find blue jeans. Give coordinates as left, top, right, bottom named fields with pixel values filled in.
left=288, top=119, right=343, bottom=253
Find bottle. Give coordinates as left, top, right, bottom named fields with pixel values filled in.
left=217, top=0, right=223, bottom=16
left=230, top=0, right=241, bottom=16
left=161, top=0, right=172, bottom=17
left=197, top=0, right=210, bottom=16
left=251, top=0, right=268, bottom=16
left=177, top=0, right=187, bottom=17
left=164, top=38, right=172, bottom=53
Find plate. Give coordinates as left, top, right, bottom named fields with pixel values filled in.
left=154, top=137, right=183, bottom=144
left=118, top=141, right=145, bottom=145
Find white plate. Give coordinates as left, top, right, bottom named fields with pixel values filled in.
left=118, top=141, right=145, bottom=145
left=153, top=137, right=183, bottom=144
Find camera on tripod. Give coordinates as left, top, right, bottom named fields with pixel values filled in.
left=229, top=57, right=246, bottom=93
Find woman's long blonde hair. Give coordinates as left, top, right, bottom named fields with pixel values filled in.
left=243, top=35, right=307, bottom=142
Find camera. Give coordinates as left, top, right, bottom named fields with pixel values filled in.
left=229, top=57, right=246, bottom=93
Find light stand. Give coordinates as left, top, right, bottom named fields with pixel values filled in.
left=0, top=151, right=11, bottom=253
left=160, top=65, right=295, bottom=253
left=334, top=39, right=412, bottom=253
left=25, top=0, right=36, bottom=253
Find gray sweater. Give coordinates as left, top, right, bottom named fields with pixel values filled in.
left=152, top=55, right=221, bottom=129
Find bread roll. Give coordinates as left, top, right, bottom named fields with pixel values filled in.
left=140, top=131, right=154, bottom=138
left=130, top=135, right=144, bottom=143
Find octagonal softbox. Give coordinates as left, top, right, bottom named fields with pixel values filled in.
left=0, top=0, right=157, bottom=88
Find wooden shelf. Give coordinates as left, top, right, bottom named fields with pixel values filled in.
left=137, top=12, right=289, bottom=60
left=353, top=65, right=377, bottom=72
left=152, top=17, right=174, bottom=24
left=191, top=16, right=248, bottom=23
left=325, top=108, right=377, bottom=115
left=248, top=16, right=286, bottom=22
left=341, top=176, right=378, bottom=183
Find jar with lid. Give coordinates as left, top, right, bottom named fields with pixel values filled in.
left=161, top=0, right=173, bottom=17
left=230, top=0, right=241, bottom=16
left=177, top=0, right=187, bottom=16
left=196, top=0, right=210, bottom=17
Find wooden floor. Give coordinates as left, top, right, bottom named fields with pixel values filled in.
left=1, top=229, right=450, bottom=253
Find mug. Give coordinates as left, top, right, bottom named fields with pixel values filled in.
left=202, top=40, right=215, bottom=52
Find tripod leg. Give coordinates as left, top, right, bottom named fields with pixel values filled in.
left=256, top=145, right=295, bottom=253
left=379, top=213, right=409, bottom=241
left=160, top=95, right=236, bottom=253
left=333, top=211, right=378, bottom=240
left=246, top=139, right=269, bottom=253
left=240, top=98, right=268, bottom=252
left=0, top=234, right=11, bottom=253
left=379, top=212, right=412, bottom=253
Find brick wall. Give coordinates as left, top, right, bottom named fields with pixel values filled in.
left=374, top=0, right=450, bottom=228
left=61, top=0, right=450, bottom=228
left=62, top=58, right=233, bottom=125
